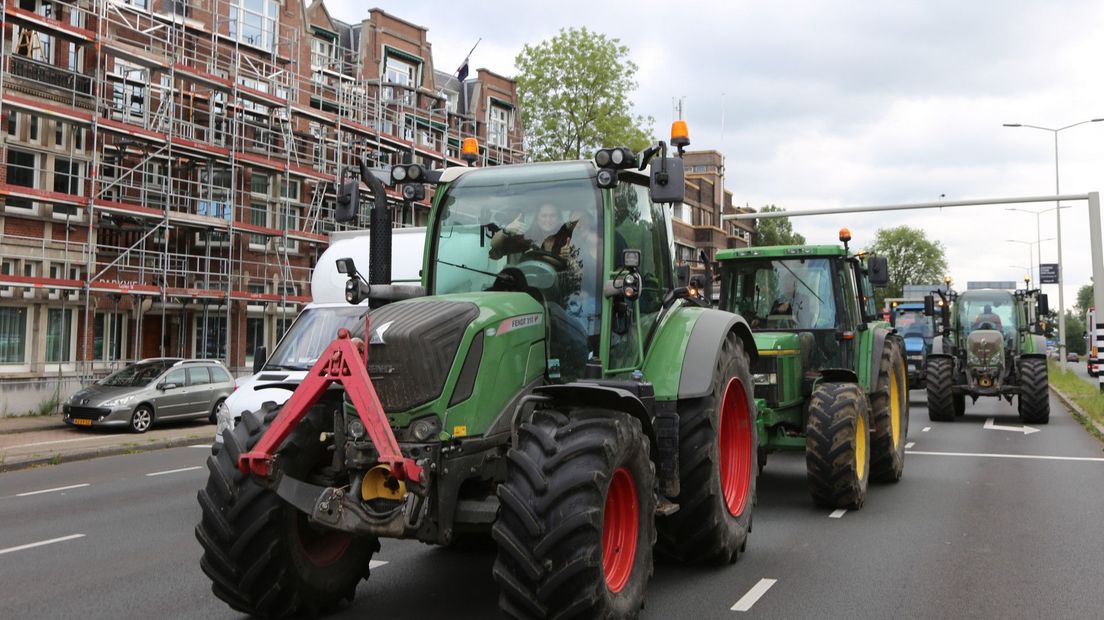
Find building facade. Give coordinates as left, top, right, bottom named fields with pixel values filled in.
left=672, top=150, right=757, bottom=280
left=0, top=0, right=522, bottom=408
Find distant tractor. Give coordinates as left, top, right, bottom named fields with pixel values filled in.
left=195, top=127, right=762, bottom=619
left=887, top=299, right=936, bottom=389
left=924, top=287, right=1050, bottom=423
left=716, top=229, right=909, bottom=509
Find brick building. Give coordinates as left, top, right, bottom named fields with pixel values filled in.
left=0, top=0, right=522, bottom=404
left=672, top=150, right=757, bottom=279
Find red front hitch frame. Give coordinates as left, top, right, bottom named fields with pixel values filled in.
left=238, top=326, right=423, bottom=485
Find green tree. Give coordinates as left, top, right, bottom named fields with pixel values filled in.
left=869, top=226, right=949, bottom=303
left=1075, top=284, right=1094, bottom=316
left=1065, top=310, right=1087, bottom=355
left=514, top=27, right=653, bottom=161
left=753, top=205, right=806, bottom=247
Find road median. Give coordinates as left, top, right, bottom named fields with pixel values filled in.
left=1048, top=362, right=1104, bottom=441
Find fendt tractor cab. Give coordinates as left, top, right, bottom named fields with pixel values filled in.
left=923, top=286, right=1050, bottom=423
left=716, top=229, right=909, bottom=509
left=196, top=125, right=762, bottom=619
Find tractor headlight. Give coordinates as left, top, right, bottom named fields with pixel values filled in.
left=348, top=418, right=366, bottom=441
left=410, top=416, right=441, bottom=442
left=752, top=373, right=776, bottom=385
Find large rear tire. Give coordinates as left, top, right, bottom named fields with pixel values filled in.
left=805, top=382, right=871, bottom=509
left=1017, top=357, right=1050, bottom=424
left=657, top=332, right=757, bottom=565
left=870, top=338, right=909, bottom=483
left=493, top=409, right=656, bottom=619
left=926, top=356, right=956, bottom=422
left=196, top=403, right=379, bottom=617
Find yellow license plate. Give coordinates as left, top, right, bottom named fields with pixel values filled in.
left=73, top=418, right=93, bottom=426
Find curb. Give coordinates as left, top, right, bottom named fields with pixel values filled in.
left=0, top=421, right=69, bottom=435
left=0, top=434, right=213, bottom=474
left=1049, top=385, right=1104, bottom=438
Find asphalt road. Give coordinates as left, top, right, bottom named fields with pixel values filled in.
left=1, top=391, right=1103, bottom=619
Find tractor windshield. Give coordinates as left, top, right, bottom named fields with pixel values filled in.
left=722, top=258, right=838, bottom=330
left=958, top=290, right=1016, bottom=340
left=892, top=308, right=932, bottom=339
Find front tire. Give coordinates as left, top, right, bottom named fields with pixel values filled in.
left=1018, top=357, right=1050, bottom=424
left=657, top=332, right=757, bottom=564
left=493, top=408, right=655, bottom=619
left=805, top=382, right=871, bottom=509
left=130, top=405, right=153, bottom=433
left=926, top=357, right=956, bottom=421
left=195, top=404, right=379, bottom=617
left=870, top=338, right=909, bottom=482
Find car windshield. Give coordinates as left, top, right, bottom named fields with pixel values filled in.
left=722, top=257, right=838, bottom=330
left=99, top=361, right=176, bottom=387
left=265, top=306, right=370, bottom=370
left=893, top=309, right=932, bottom=338
left=958, top=290, right=1016, bottom=339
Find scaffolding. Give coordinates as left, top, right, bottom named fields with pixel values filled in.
left=0, top=0, right=524, bottom=379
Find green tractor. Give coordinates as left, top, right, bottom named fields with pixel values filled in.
left=923, top=286, right=1050, bottom=423
left=716, top=229, right=909, bottom=509
left=195, top=132, right=762, bottom=618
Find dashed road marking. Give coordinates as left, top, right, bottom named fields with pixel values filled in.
left=187, top=444, right=212, bottom=449
left=906, top=450, right=1104, bottom=463
left=0, top=534, right=85, bottom=556
left=145, top=466, right=203, bottom=477
left=828, top=509, right=847, bottom=519
left=922, top=427, right=932, bottom=432
left=731, top=578, right=777, bottom=612
left=905, top=442, right=915, bottom=449
left=16, top=484, right=90, bottom=497
left=369, top=560, right=388, bottom=569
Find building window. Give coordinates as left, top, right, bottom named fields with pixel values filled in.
left=245, top=317, right=264, bottom=364
left=7, top=149, right=37, bottom=188
left=311, top=36, right=336, bottom=73
left=250, top=203, right=268, bottom=247
left=53, top=158, right=83, bottom=195
left=194, top=315, right=227, bottom=359
left=280, top=178, right=300, bottom=202
left=7, top=111, right=17, bottom=137
left=229, top=0, right=279, bottom=52
left=46, top=308, right=75, bottom=363
left=488, top=105, right=510, bottom=147
left=0, top=307, right=28, bottom=363
left=94, top=312, right=126, bottom=362
left=383, top=55, right=417, bottom=105
left=250, top=172, right=270, bottom=196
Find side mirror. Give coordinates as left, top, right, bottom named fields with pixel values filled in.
left=1036, top=293, right=1049, bottom=316
left=336, top=257, right=358, bottom=277
left=156, top=382, right=165, bottom=391
left=335, top=177, right=360, bottom=223
left=867, top=256, right=889, bottom=287
left=252, top=346, right=267, bottom=374
left=648, top=157, right=685, bottom=204
left=924, top=295, right=935, bottom=316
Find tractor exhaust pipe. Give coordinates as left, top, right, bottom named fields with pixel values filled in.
left=358, top=158, right=392, bottom=288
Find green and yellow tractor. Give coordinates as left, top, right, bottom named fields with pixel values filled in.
left=716, top=229, right=909, bottom=509
left=195, top=130, right=761, bottom=618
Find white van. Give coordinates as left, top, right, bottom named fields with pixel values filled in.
left=215, top=227, right=425, bottom=442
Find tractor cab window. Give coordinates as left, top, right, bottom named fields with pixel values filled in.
left=893, top=309, right=932, bottom=339
left=432, top=163, right=603, bottom=381
left=723, top=258, right=838, bottom=331
left=958, top=291, right=1016, bottom=342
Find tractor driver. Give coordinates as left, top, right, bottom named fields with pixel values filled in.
left=972, top=304, right=1003, bottom=331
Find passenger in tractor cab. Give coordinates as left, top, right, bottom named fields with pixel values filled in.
left=972, top=304, right=1003, bottom=331
left=489, top=203, right=577, bottom=263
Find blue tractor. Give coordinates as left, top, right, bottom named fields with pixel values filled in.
left=888, top=300, right=937, bottom=389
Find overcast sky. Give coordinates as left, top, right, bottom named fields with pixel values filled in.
left=330, top=0, right=1104, bottom=312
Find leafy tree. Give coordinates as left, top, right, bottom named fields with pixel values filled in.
left=753, top=205, right=806, bottom=247
left=869, top=226, right=949, bottom=304
left=1065, top=310, right=1087, bottom=355
left=514, top=27, right=653, bottom=161
left=1075, top=284, right=1094, bottom=316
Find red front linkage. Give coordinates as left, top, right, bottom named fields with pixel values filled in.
left=238, top=325, right=423, bottom=484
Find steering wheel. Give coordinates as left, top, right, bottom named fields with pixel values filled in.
left=977, top=321, right=997, bottom=331
left=520, top=248, right=567, bottom=271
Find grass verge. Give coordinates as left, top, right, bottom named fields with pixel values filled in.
left=1048, top=362, right=1104, bottom=441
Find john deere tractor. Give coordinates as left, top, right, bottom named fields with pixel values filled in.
left=195, top=129, right=762, bottom=618
left=923, top=286, right=1050, bottom=423
left=716, top=229, right=909, bottom=509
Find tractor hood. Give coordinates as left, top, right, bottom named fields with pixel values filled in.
left=967, top=330, right=1005, bottom=368
left=904, top=336, right=925, bottom=355
left=751, top=332, right=802, bottom=356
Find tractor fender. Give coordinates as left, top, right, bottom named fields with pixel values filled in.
left=931, top=337, right=946, bottom=355
left=1028, top=334, right=1048, bottom=355
left=869, top=327, right=896, bottom=393
left=530, top=383, right=657, bottom=453
left=678, top=309, right=758, bottom=399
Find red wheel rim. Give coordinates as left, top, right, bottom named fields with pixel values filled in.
left=719, top=378, right=753, bottom=517
left=295, top=513, right=353, bottom=567
left=602, top=467, right=639, bottom=593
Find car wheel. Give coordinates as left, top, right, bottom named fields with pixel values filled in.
left=209, top=399, right=226, bottom=425
left=130, top=405, right=154, bottom=433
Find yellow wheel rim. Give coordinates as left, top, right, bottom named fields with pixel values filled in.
left=889, top=368, right=901, bottom=448
left=855, top=413, right=867, bottom=480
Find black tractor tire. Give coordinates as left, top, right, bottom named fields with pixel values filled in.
left=870, top=338, right=909, bottom=483
left=926, top=356, right=957, bottom=422
left=1017, top=357, right=1050, bottom=424
left=493, top=408, right=656, bottom=620
left=657, top=332, right=757, bottom=565
left=805, top=382, right=871, bottom=509
left=196, top=403, right=380, bottom=618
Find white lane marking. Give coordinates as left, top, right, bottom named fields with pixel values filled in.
left=145, top=466, right=203, bottom=477
left=369, top=560, right=388, bottom=569
left=5, top=436, right=105, bottom=449
left=187, top=444, right=212, bottom=449
left=828, top=509, right=847, bottom=519
left=906, top=450, right=1104, bottom=462
left=983, top=417, right=1040, bottom=435
left=921, top=427, right=931, bottom=432
left=905, top=442, right=915, bottom=449
left=16, top=484, right=90, bottom=497
left=0, top=534, right=85, bottom=556
left=732, top=578, right=777, bottom=612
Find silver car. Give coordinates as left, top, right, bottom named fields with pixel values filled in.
left=63, top=358, right=235, bottom=433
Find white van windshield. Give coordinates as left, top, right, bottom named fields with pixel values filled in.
left=265, top=306, right=369, bottom=370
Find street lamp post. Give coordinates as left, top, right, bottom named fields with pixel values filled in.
left=1003, top=118, right=1104, bottom=368
left=1005, top=237, right=1056, bottom=284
